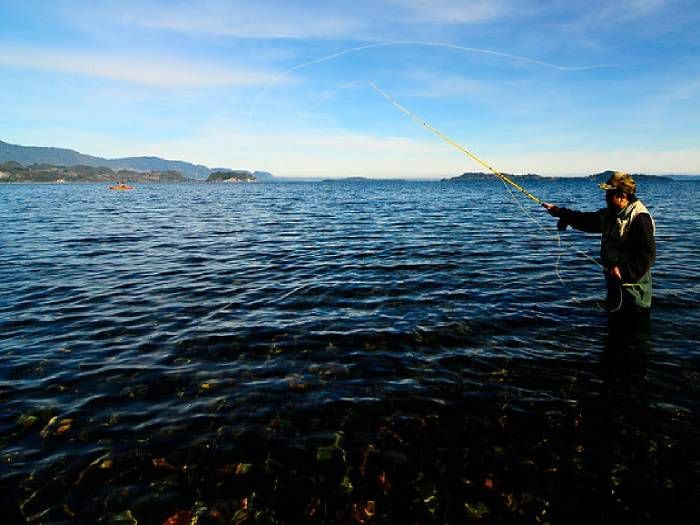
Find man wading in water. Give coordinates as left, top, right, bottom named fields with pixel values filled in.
left=542, top=172, right=656, bottom=316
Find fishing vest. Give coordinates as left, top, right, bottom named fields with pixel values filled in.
left=600, top=199, right=655, bottom=309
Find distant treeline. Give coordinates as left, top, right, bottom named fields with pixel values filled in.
left=0, top=161, right=269, bottom=184
left=0, top=161, right=187, bottom=183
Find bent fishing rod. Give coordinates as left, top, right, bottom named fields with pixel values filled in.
left=368, top=81, right=543, bottom=205
left=369, top=81, right=613, bottom=280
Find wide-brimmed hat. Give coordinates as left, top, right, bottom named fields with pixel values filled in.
left=598, top=171, right=636, bottom=195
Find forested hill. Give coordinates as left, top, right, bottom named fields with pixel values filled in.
left=0, top=162, right=187, bottom=183
left=0, top=139, right=274, bottom=180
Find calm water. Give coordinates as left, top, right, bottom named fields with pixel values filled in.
left=1, top=180, right=698, bottom=524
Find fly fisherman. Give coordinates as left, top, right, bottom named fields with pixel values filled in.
left=542, top=172, right=656, bottom=315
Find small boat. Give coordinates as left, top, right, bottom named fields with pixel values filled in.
left=109, top=183, right=135, bottom=191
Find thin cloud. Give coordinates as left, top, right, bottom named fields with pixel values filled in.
left=562, top=0, right=674, bottom=34
left=305, top=80, right=365, bottom=113
left=402, top=70, right=494, bottom=99
left=512, top=147, right=700, bottom=176
left=0, top=44, right=276, bottom=88
left=142, top=124, right=458, bottom=177
left=121, top=1, right=364, bottom=39
left=177, top=130, right=700, bottom=177
left=116, top=0, right=515, bottom=39
left=386, top=0, right=511, bottom=24
left=598, top=0, right=669, bottom=20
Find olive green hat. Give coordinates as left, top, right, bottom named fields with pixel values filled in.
left=598, top=171, right=636, bottom=195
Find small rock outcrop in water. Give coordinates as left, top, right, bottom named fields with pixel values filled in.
left=206, top=170, right=257, bottom=183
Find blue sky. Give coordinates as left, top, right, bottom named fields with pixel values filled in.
left=1, top=0, right=698, bottom=177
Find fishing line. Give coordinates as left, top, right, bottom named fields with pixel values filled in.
left=305, top=80, right=363, bottom=114
left=495, top=174, right=609, bottom=292
left=497, top=175, right=567, bottom=286
left=368, top=81, right=606, bottom=281
left=248, top=40, right=616, bottom=126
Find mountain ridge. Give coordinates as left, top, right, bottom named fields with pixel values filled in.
left=0, top=139, right=271, bottom=180
left=0, top=161, right=189, bottom=183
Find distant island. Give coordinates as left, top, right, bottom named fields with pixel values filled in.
left=322, top=176, right=372, bottom=182
left=0, top=139, right=274, bottom=181
left=207, top=170, right=257, bottom=183
left=446, top=172, right=544, bottom=182
left=445, top=170, right=674, bottom=183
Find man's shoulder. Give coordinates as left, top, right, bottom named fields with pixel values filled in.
left=630, top=207, right=656, bottom=237
left=631, top=199, right=652, bottom=215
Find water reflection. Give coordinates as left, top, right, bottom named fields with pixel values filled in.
left=578, top=313, right=673, bottom=524
left=603, top=311, right=652, bottom=398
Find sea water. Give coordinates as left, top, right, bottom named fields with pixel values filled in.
left=0, top=179, right=697, bottom=523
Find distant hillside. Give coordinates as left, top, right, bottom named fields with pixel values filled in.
left=252, top=171, right=275, bottom=182
left=447, top=172, right=544, bottom=182
left=0, top=139, right=274, bottom=180
left=0, top=161, right=188, bottom=183
left=322, top=176, right=373, bottom=182
left=584, top=170, right=672, bottom=184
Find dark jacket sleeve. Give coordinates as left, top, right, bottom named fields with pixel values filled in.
left=556, top=208, right=604, bottom=234
left=621, top=214, right=655, bottom=282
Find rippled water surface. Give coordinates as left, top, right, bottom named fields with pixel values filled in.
left=1, top=180, right=698, bottom=524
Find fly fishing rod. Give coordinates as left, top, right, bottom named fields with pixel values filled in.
left=369, top=81, right=611, bottom=282
left=369, top=81, right=543, bottom=205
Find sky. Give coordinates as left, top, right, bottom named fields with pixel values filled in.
left=1, top=0, right=699, bottom=178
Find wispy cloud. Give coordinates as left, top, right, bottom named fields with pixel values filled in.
left=0, top=44, right=276, bottom=88
left=304, top=80, right=365, bottom=113
left=561, top=0, right=675, bottom=35
left=402, top=70, right=494, bottom=99
left=511, top=147, right=700, bottom=176
left=136, top=121, right=461, bottom=177
left=93, top=0, right=514, bottom=40
left=597, top=0, right=669, bottom=20
left=386, top=0, right=511, bottom=24
left=143, top=123, right=700, bottom=177
left=119, top=1, right=364, bottom=39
